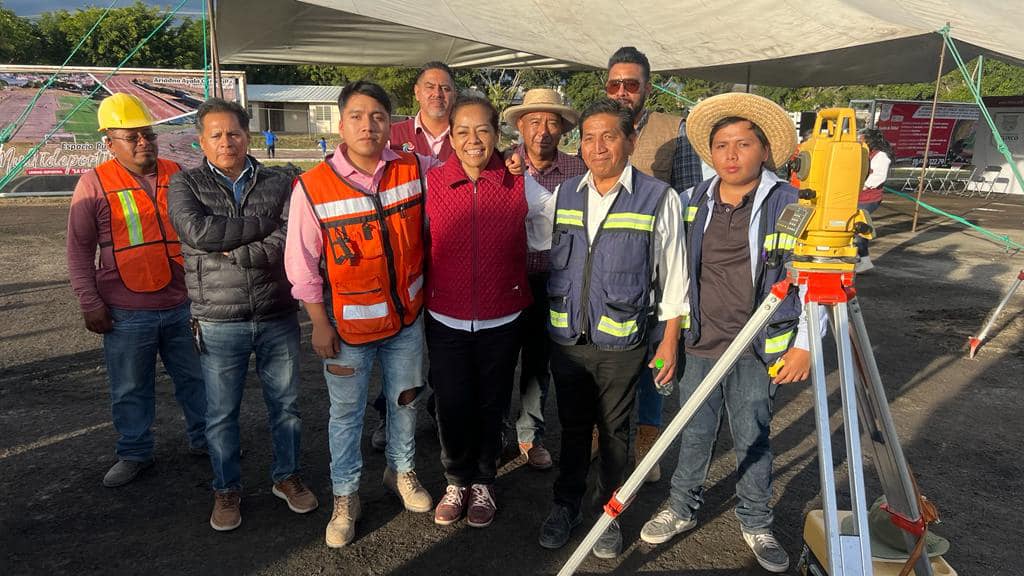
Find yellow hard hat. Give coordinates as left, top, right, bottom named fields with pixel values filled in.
left=97, top=93, right=156, bottom=131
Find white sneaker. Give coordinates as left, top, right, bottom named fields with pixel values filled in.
left=855, top=256, right=874, bottom=273
left=640, top=508, right=697, bottom=544
left=742, top=530, right=790, bottom=573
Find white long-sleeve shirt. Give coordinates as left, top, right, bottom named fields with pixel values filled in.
left=864, top=151, right=892, bottom=189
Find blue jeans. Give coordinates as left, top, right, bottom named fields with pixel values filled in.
left=199, top=314, right=302, bottom=492
left=325, top=316, right=425, bottom=496
left=104, top=303, right=206, bottom=461
left=669, top=354, right=777, bottom=534
left=636, top=329, right=666, bottom=427
left=856, top=201, right=882, bottom=257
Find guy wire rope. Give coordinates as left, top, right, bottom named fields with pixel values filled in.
left=0, top=0, right=191, bottom=192
left=939, top=25, right=1024, bottom=197
left=0, top=0, right=119, bottom=144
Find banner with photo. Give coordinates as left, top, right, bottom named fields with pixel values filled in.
left=874, top=100, right=979, bottom=167
left=0, top=66, right=246, bottom=195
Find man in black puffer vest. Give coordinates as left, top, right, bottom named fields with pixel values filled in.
left=168, top=98, right=317, bottom=533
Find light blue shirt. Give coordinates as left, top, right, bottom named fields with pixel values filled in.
left=207, top=158, right=254, bottom=204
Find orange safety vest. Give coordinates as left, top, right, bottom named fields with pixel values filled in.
left=297, top=152, right=425, bottom=345
left=96, top=158, right=183, bottom=293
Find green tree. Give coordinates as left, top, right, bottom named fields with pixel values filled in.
left=0, top=2, right=39, bottom=64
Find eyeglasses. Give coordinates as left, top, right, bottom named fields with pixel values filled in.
left=107, top=131, right=158, bottom=143
left=605, top=79, right=642, bottom=94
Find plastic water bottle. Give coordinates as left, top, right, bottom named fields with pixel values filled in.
left=653, top=358, right=673, bottom=396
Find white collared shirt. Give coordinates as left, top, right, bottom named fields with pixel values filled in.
left=414, top=112, right=450, bottom=157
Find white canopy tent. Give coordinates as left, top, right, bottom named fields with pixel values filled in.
left=218, top=0, right=1024, bottom=86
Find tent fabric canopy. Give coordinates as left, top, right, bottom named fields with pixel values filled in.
left=218, top=0, right=1024, bottom=87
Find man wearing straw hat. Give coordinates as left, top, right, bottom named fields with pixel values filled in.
left=501, top=88, right=586, bottom=470
left=639, top=92, right=811, bottom=573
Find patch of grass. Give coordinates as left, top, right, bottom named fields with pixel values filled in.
left=254, top=133, right=340, bottom=150
left=57, top=96, right=100, bottom=137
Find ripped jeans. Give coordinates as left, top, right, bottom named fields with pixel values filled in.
left=324, top=315, right=425, bottom=496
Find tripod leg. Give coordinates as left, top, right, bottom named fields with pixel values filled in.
left=832, top=303, right=873, bottom=575
left=969, top=269, right=1024, bottom=358
left=556, top=283, right=791, bottom=576
left=848, top=297, right=934, bottom=576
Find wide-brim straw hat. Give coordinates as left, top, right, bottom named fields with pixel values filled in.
left=503, top=88, right=579, bottom=130
left=686, top=92, right=796, bottom=170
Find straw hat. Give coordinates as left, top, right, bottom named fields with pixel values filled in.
left=686, top=92, right=796, bottom=170
left=840, top=497, right=950, bottom=563
left=502, top=88, right=579, bottom=130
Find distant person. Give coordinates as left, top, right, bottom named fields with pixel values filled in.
left=169, top=98, right=316, bottom=532
left=318, top=137, right=328, bottom=158
left=66, top=92, right=207, bottom=488
left=262, top=129, right=277, bottom=158
left=856, top=128, right=893, bottom=272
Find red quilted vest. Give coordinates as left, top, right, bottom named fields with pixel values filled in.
left=425, top=153, right=532, bottom=320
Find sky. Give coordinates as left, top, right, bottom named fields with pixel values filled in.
left=5, top=1, right=205, bottom=18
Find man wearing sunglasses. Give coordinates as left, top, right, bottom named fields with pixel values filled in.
left=67, top=93, right=207, bottom=489
left=604, top=46, right=704, bottom=485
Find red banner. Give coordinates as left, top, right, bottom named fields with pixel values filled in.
left=875, top=101, right=978, bottom=166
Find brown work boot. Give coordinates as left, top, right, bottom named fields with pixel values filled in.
left=434, top=485, right=468, bottom=526
left=636, top=424, right=661, bottom=483
left=210, top=490, right=242, bottom=532
left=466, top=484, right=497, bottom=528
left=273, top=474, right=319, bottom=514
left=519, top=442, right=553, bottom=470
left=383, top=468, right=433, bottom=513
left=325, top=494, right=361, bottom=548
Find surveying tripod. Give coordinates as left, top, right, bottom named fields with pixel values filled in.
left=558, top=106, right=936, bottom=576
left=968, top=268, right=1024, bottom=358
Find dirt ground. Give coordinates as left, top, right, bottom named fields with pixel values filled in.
left=1, top=192, right=1022, bottom=576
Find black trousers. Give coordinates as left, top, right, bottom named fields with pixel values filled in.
left=551, top=341, right=648, bottom=513
left=427, top=313, right=524, bottom=486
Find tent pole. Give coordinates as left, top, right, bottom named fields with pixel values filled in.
left=911, top=35, right=947, bottom=233
left=207, top=0, right=223, bottom=99
left=745, top=65, right=751, bottom=93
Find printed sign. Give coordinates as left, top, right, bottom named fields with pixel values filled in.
left=0, top=66, right=245, bottom=194
left=875, top=100, right=979, bottom=167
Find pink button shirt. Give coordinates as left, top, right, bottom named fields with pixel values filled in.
left=284, top=144, right=438, bottom=303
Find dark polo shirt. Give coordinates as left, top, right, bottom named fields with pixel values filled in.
left=689, top=184, right=756, bottom=358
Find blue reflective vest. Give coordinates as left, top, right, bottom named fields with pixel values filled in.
left=547, top=169, right=670, bottom=351
left=683, top=170, right=803, bottom=365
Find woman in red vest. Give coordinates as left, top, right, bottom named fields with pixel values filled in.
left=424, top=94, right=545, bottom=529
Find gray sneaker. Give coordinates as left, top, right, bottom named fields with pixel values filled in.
left=641, top=508, right=697, bottom=544
left=591, top=518, right=622, bottom=559
left=103, top=459, right=153, bottom=487
left=371, top=420, right=387, bottom=452
left=742, top=530, right=790, bottom=573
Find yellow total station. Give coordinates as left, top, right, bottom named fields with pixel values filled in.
left=791, top=108, right=873, bottom=271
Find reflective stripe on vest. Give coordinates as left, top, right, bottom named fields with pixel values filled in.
left=555, top=208, right=584, bottom=227
left=96, top=158, right=182, bottom=293
left=684, top=205, right=698, bottom=223
left=596, top=315, right=639, bottom=338
left=765, top=330, right=794, bottom=354
left=763, top=232, right=797, bottom=251
left=298, top=153, right=424, bottom=345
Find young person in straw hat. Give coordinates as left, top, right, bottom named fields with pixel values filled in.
left=501, top=88, right=586, bottom=470
left=639, top=92, right=812, bottom=573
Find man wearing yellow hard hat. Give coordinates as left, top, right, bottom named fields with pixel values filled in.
left=66, top=92, right=207, bottom=488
